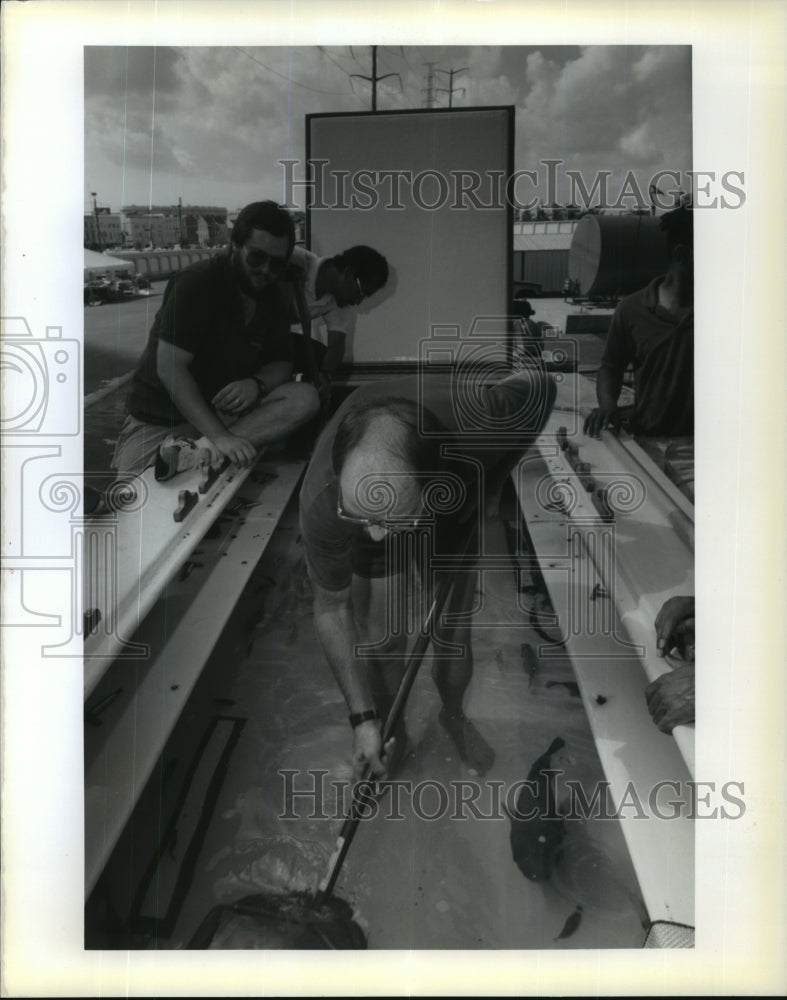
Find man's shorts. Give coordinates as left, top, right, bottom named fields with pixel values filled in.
left=111, top=414, right=196, bottom=475
left=112, top=410, right=246, bottom=475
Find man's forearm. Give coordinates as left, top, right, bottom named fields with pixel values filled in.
left=322, top=330, right=346, bottom=377
left=596, top=366, right=623, bottom=410
left=167, top=365, right=228, bottom=438
left=313, top=601, right=375, bottom=716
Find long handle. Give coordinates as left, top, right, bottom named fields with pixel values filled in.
left=316, top=566, right=460, bottom=903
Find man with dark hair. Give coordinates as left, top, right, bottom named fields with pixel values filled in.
left=288, top=244, right=389, bottom=383
left=584, top=206, right=694, bottom=438
left=299, top=367, right=556, bottom=779
left=112, top=200, right=320, bottom=477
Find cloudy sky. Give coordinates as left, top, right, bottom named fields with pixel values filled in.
left=84, top=44, right=692, bottom=213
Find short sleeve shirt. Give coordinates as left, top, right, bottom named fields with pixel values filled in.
left=299, top=371, right=557, bottom=591
left=600, top=277, right=693, bottom=436
left=288, top=246, right=356, bottom=347
left=127, top=255, right=293, bottom=426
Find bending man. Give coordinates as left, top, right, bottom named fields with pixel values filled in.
left=299, top=367, right=556, bottom=779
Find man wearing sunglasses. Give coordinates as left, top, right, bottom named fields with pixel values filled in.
left=112, top=200, right=319, bottom=477
left=299, top=366, right=556, bottom=781
left=288, top=244, right=389, bottom=386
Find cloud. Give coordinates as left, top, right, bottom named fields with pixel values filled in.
left=512, top=45, right=692, bottom=199
left=85, top=46, right=184, bottom=103
left=84, top=44, right=692, bottom=210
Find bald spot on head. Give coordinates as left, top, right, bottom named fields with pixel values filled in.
left=338, top=414, right=423, bottom=521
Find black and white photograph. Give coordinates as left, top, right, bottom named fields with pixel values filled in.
left=1, top=1, right=785, bottom=996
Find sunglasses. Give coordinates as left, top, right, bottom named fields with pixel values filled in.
left=242, top=245, right=289, bottom=273
left=336, top=491, right=423, bottom=530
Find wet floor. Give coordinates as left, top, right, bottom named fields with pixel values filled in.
left=91, top=486, right=648, bottom=951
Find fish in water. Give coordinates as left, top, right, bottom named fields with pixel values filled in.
left=554, top=904, right=583, bottom=941
left=506, top=736, right=566, bottom=881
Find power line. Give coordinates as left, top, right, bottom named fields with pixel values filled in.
left=317, top=46, right=356, bottom=78
left=234, top=47, right=350, bottom=96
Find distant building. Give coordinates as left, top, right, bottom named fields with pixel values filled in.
left=84, top=209, right=124, bottom=250
left=513, top=220, right=579, bottom=296
left=122, top=203, right=228, bottom=247
left=178, top=206, right=227, bottom=247
left=123, top=213, right=181, bottom=250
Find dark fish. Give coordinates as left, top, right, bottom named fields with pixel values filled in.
left=554, top=904, right=583, bottom=941
left=506, top=737, right=566, bottom=881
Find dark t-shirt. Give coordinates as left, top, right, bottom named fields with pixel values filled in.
left=127, top=255, right=294, bottom=425
left=299, top=371, right=556, bottom=591
left=600, top=276, right=693, bottom=436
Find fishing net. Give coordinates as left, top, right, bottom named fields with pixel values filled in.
left=643, top=920, right=695, bottom=949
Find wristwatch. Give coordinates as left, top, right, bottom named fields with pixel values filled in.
left=349, top=708, right=380, bottom=728
left=252, top=375, right=267, bottom=397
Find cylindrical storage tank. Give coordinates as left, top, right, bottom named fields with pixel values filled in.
left=568, top=214, right=669, bottom=297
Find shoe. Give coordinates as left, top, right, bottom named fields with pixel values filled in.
left=154, top=436, right=211, bottom=482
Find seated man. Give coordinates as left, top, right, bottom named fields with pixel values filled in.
left=299, top=366, right=556, bottom=779
left=584, top=206, right=693, bottom=439
left=646, top=595, right=695, bottom=733
left=287, top=244, right=389, bottom=384
left=112, top=200, right=320, bottom=478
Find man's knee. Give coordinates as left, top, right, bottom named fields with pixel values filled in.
left=269, top=380, right=320, bottom=425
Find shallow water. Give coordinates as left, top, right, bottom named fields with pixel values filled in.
left=161, top=504, right=648, bottom=949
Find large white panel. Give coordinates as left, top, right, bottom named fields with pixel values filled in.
left=307, top=108, right=513, bottom=364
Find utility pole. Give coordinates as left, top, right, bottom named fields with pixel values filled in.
left=178, top=196, right=183, bottom=246
left=350, top=45, right=401, bottom=112
left=91, top=192, right=103, bottom=252
left=435, top=66, right=468, bottom=108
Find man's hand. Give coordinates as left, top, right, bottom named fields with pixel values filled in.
left=351, top=719, right=396, bottom=781
left=212, top=378, right=260, bottom=415
left=210, top=430, right=258, bottom=468
left=645, top=662, right=695, bottom=733
left=583, top=406, right=621, bottom=438
left=655, top=595, right=695, bottom=658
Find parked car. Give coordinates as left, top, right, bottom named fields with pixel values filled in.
left=84, top=274, right=138, bottom=305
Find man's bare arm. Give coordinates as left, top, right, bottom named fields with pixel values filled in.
left=156, top=340, right=257, bottom=466
left=584, top=367, right=624, bottom=437
left=311, top=577, right=389, bottom=778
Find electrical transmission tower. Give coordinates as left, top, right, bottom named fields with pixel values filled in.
left=422, top=61, right=439, bottom=108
